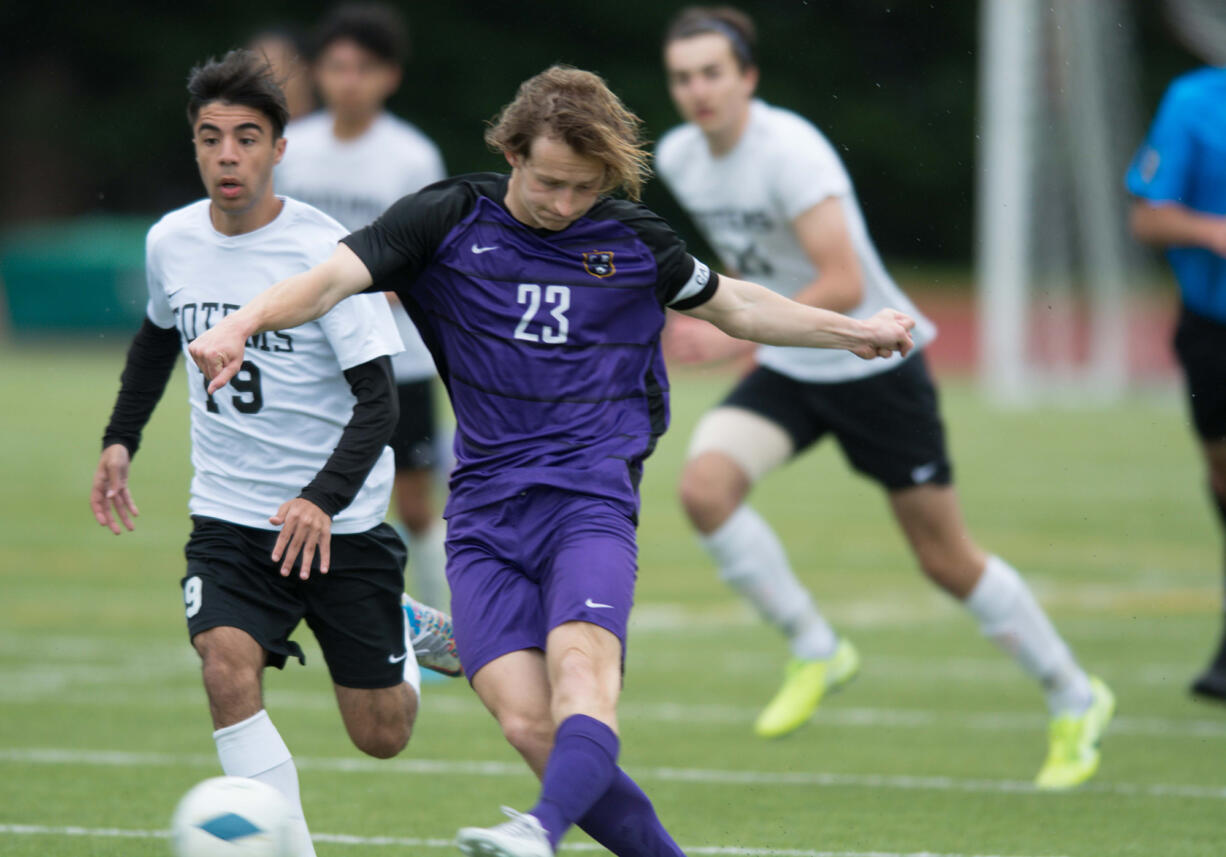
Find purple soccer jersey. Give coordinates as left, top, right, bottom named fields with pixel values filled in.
left=343, top=173, right=716, bottom=518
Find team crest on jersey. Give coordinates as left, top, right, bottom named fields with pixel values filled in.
left=582, top=251, right=615, bottom=278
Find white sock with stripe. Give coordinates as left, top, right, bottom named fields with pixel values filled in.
left=213, top=709, right=317, bottom=857
left=965, top=556, right=1093, bottom=714
left=700, top=505, right=837, bottom=659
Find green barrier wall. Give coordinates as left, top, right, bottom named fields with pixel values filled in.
left=0, top=217, right=153, bottom=334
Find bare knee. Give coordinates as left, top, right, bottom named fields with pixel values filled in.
left=338, top=684, right=416, bottom=759
left=498, top=709, right=554, bottom=761
left=395, top=471, right=435, bottom=534
left=353, top=723, right=411, bottom=759
left=914, top=547, right=985, bottom=600
left=679, top=453, right=749, bottom=533
left=192, top=627, right=265, bottom=728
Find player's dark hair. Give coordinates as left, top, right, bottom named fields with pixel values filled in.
left=186, top=49, right=289, bottom=138
left=664, top=6, right=758, bottom=71
left=485, top=65, right=652, bottom=201
left=313, top=2, right=407, bottom=65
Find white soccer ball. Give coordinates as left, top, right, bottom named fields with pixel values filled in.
left=170, top=776, right=298, bottom=857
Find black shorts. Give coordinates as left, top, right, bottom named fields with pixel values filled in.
left=1173, top=307, right=1226, bottom=441
left=389, top=379, right=438, bottom=472
left=722, top=352, right=953, bottom=490
left=182, top=516, right=408, bottom=689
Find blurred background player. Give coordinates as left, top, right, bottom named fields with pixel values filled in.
left=275, top=2, right=450, bottom=613
left=187, top=63, right=915, bottom=857
left=656, top=6, right=1114, bottom=789
left=1128, top=66, right=1226, bottom=703
left=248, top=25, right=317, bottom=121
left=88, top=49, right=460, bottom=856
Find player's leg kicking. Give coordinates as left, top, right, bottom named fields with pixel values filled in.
left=448, top=489, right=686, bottom=856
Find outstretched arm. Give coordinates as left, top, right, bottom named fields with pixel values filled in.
left=682, top=275, right=914, bottom=360
left=188, top=242, right=374, bottom=392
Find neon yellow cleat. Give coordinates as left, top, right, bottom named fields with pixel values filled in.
left=753, top=638, right=860, bottom=739
left=1035, top=676, right=1116, bottom=790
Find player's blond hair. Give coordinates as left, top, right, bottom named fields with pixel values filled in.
left=485, top=65, right=652, bottom=201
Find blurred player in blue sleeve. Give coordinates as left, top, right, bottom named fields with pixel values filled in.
left=1128, top=67, right=1226, bottom=703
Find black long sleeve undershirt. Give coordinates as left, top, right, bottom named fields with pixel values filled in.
left=297, top=355, right=398, bottom=517
left=102, top=318, right=182, bottom=456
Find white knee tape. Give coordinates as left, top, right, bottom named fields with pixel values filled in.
left=686, top=407, right=793, bottom=483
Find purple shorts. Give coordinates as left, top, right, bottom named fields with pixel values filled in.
left=445, top=487, right=638, bottom=681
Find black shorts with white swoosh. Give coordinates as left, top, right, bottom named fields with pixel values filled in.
left=182, top=516, right=408, bottom=688
left=721, top=352, right=952, bottom=490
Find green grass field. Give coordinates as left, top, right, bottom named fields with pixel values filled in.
left=1, top=342, right=1222, bottom=857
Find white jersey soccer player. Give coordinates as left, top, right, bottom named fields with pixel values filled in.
left=145, top=196, right=400, bottom=532
left=277, top=110, right=444, bottom=383
left=659, top=6, right=1113, bottom=791
left=91, top=51, right=458, bottom=857
left=657, top=98, right=936, bottom=383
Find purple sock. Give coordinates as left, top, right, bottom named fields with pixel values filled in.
left=578, top=768, right=686, bottom=857
left=530, top=714, right=619, bottom=850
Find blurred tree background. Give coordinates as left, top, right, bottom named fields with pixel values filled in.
left=0, top=0, right=1204, bottom=264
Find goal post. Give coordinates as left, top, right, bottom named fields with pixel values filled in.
left=976, top=0, right=1138, bottom=405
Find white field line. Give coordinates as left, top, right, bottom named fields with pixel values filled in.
left=2, top=678, right=1220, bottom=739
left=0, top=824, right=1070, bottom=857
left=0, top=655, right=1203, bottom=701
left=2, top=747, right=1224, bottom=801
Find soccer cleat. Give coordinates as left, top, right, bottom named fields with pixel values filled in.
left=1190, top=665, right=1226, bottom=703
left=753, top=638, right=860, bottom=738
left=456, top=806, right=552, bottom=857
left=1034, top=675, right=1116, bottom=790
left=402, top=593, right=462, bottom=677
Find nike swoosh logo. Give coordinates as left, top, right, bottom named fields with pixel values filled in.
left=471, top=243, right=499, bottom=254
left=585, top=598, right=614, bottom=609
left=387, top=652, right=409, bottom=663
left=910, top=462, right=939, bottom=484
left=166, top=286, right=185, bottom=298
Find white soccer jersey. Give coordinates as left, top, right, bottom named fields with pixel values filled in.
left=276, top=111, right=446, bottom=382
left=144, top=197, right=402, bottom=534
left=656, top=99, right=936, bottom=383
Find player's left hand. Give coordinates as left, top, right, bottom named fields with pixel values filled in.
left=852, top=308, right=915, bottom=360
left=270, top=498, right=331, bottom=579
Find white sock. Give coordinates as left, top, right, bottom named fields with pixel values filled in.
left=964, top=556, right=1093, bottom=714
left=214, top=710, right=317, bottom=857
left=406, top=519, right=449, bottom=612
left=700, top=505, right=837, bottom=659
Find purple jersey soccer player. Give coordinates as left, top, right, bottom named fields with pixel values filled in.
left=190, top=66, right=915, bottom=857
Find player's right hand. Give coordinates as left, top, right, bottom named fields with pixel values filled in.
left=269, top=497, right=332, bottom=580
left=91, top=444, right=138, bottom=534
left=188, top=315, right=249, bottom=394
